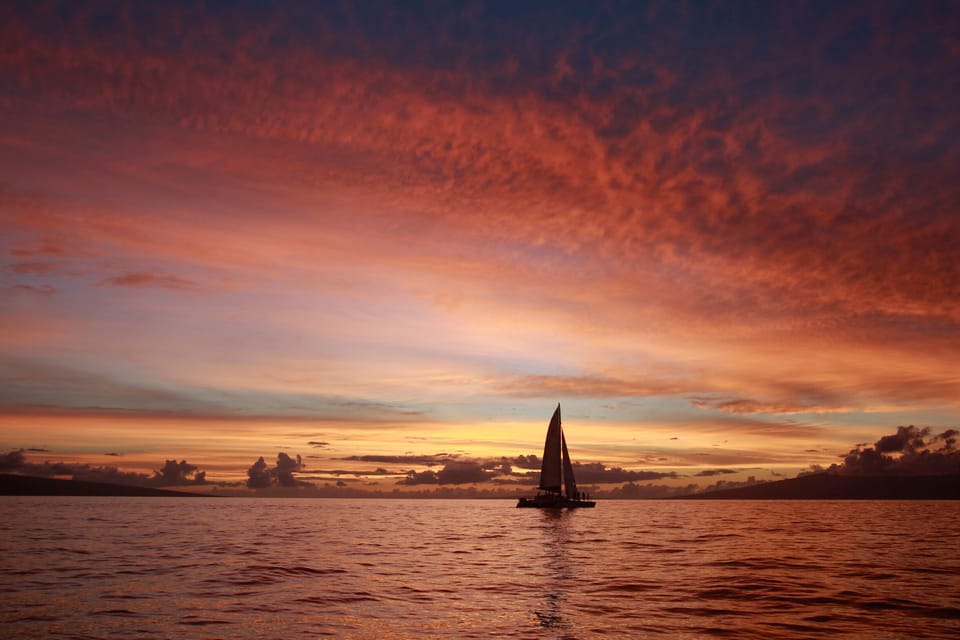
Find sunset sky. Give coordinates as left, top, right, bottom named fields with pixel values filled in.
left=2, top=1, right=958, bottom=493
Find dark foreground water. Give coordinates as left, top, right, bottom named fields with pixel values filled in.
left=1, top=498, right=958, bottom=639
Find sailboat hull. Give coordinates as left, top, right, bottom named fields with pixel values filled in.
left=516, top=495, right=596, bottom=509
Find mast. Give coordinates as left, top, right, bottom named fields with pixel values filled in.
left=538, top=403, right=563, bottom=493
left=561, top=430, right=578, bottom=499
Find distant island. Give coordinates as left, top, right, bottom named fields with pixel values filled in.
left=0, top=473, right=210, bottom=497
left=677, top=473, right=959, bottom=500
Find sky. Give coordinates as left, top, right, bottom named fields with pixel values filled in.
left=1, top=1, right=958, bottom=494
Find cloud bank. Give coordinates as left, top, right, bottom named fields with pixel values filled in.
left=808, top=426, right=959, bottom=476
left=0, top=450, right=207, bottom=486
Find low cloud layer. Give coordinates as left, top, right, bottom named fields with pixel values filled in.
left=343, top=454, right=458, bottom=466
left=398, top=461, right=494, bottom=486
left=0, top=2, right=957, bottom=458
left=812, top=426, right=959, bottom=476
left=693, top=469, right=738, bottom=477
left=393, top=456, right=680, bottom=486
left=0, top=450, right=206, bottom=486
left=571, top=463, right=678, bottom=484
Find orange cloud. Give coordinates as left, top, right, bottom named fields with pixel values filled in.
left=1, top=2, right=958, bottom=482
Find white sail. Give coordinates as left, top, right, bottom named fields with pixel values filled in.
left=561, top=431, right=578, bottom=499
left=538, top=404, right=563, bottom=492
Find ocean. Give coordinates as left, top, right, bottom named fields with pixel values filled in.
left=1, top=498, right=958, bottom=638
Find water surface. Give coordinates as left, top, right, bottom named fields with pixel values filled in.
left=2, top=498, right=958, bottom=638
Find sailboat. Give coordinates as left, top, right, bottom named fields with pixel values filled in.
left=517, top=404, right=596, bottom=508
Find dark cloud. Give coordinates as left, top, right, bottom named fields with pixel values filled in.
left=512, top=454, right=541, bottom=469
left=307, top=441, right=328, bottom=448
left=247, top=456, right=271, bottom=489
left=820, top=426, right=960, bottom=476
left=299, top=466, right=397, bottom=478
left=875, top=426, right=928, bottom=454
left=343, top=454, right=457, bottom=466
left=398, top=461, right=495, bottom=485
left=398, top=469, right=438, bottom=485
left=155, top=459, right=206, bottom=485
left=246, top=452, right=308, bottom=489
left=437, top=461, right=493, bottom=485
left=571, top=462, right=678, bottom=484
left=480, top=454, right=541, bottom=471
left=275, top=452, right=303, bottom=487
left=693, top=469, right=738, bottom=477
left=935, top=429, right=959, bottom=449
left=0, top=450, right=26, bottom=471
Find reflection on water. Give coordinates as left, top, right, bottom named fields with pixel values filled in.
left=1, top=498, right=958, bottom=639
left=534, top=509, right=573, bottom=631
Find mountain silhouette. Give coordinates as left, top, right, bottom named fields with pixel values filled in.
left=0, top=473, right=209, bottom=497
left=679, top=473, right=959, bottom=500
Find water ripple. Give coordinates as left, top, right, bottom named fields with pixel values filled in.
left=1, top=498, right=958, bottom=639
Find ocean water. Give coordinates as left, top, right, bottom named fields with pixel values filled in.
left=1, top=498, right=958, bottom=639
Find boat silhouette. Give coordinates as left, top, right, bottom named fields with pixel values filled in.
left=517, top=404, right=596, bottom=508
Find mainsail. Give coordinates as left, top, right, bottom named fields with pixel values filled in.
left=538, top=404, right=579, bottom=498
left=538, top=404, right=563, bottom=492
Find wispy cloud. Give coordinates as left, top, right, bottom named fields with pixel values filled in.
left=97, top=272, right=200, bottom=291
left=6, top=262, right=58, bottom=274
left=689, top=396, right=851, bottom=416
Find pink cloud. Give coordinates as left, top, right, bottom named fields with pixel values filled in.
left=97, top=272, right=200, bottom=291
left=0, top=1, right=958, bottom=482
left=5, top=262, right=57, bottom=274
